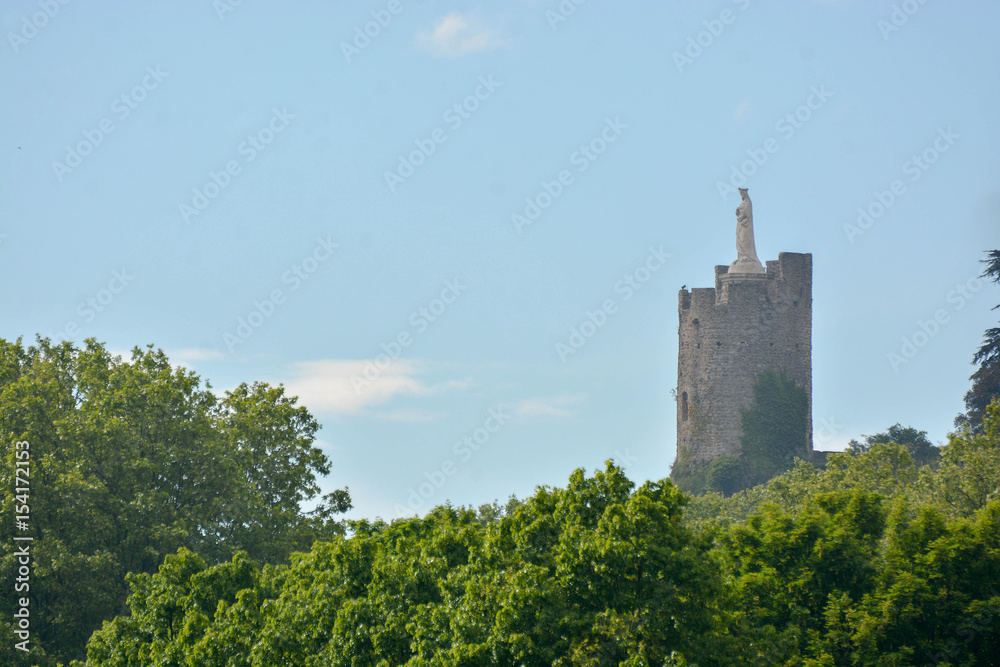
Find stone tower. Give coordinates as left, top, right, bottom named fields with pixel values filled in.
left=672, top=191, right=812, bottom=483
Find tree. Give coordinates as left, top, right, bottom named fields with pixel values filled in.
left=76, top=440, right=1000, bottom=666
left=718, top=488, right=1000, bottom=665
left=210, top=381, right=346, bottom=564
left=720, top=489, right=888, bottom=664
left=918, top=400, right=1000, bottom=518
left=0, top=337, right=348, bottom=666
left=957, top=249, right=1000, bottom=432
left=79, top=548, right=276, bottom=667
left=706, top=454, right=745, bottom=497
left=78, top=463, right=730, bottom=666
left=845, top=499, right=1000, bottom=665
left=848, top=423, right=939, bottom=467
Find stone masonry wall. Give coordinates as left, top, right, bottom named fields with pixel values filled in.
left=674, top=252, right=812, bottom=470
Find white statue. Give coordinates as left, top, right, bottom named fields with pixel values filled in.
left=729, top=188, right=765, bottom=274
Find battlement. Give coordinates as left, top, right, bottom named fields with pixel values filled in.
left=681, top=253, right=812, bottom=309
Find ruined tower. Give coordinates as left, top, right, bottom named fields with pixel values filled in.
left=672, top=190, right=812, bottom=489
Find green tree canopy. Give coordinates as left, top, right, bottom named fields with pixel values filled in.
left=0, top=337, right=349, bottom=666
left=848, top=423, right=939, bottom=467
left=79, top=462, right=729, bottom=666
left=77, top=432, right=1000, bottom=665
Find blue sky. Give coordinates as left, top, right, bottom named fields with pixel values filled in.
left=2, top=0, right=997, bottom=520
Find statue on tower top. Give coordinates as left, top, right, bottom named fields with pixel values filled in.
left=729, top=188, right=765, bottom=274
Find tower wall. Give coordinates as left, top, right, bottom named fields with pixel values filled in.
left=674, top=252, right=812, bottom=469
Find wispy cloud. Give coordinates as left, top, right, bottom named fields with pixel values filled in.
left=416, top=12, right=504, bottom=58
left=278, top=359, right=471, bottom=419
left=513, top=394, right=585, bottom=419
left=168, top=347, right=224, bottom=369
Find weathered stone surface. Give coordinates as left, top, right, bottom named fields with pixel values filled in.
left=673, top=252, right=812, bottom=470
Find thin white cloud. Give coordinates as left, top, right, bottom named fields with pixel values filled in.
left=281, top=359, right=427, bottom=415
left=514, top=394, right=585, bottom=419
left=416, top=12, right=504, bottom=58
left=168, top=347, right=224, bottom=369
left=277, top=359, right=471, bottom=419
left=434, top=377, right=477, bottom=392
left=172, top=347, right=224, bottom=361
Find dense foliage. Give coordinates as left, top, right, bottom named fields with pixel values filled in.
left=848, top=423, right=939, bottom=468
left=957, top=249, right=1000, bottom=433
left=0, top=338, right=350, bottom=666
left=80, top=464, right=728, bottom=666
left=71, top=403, right=1000, bottom=666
